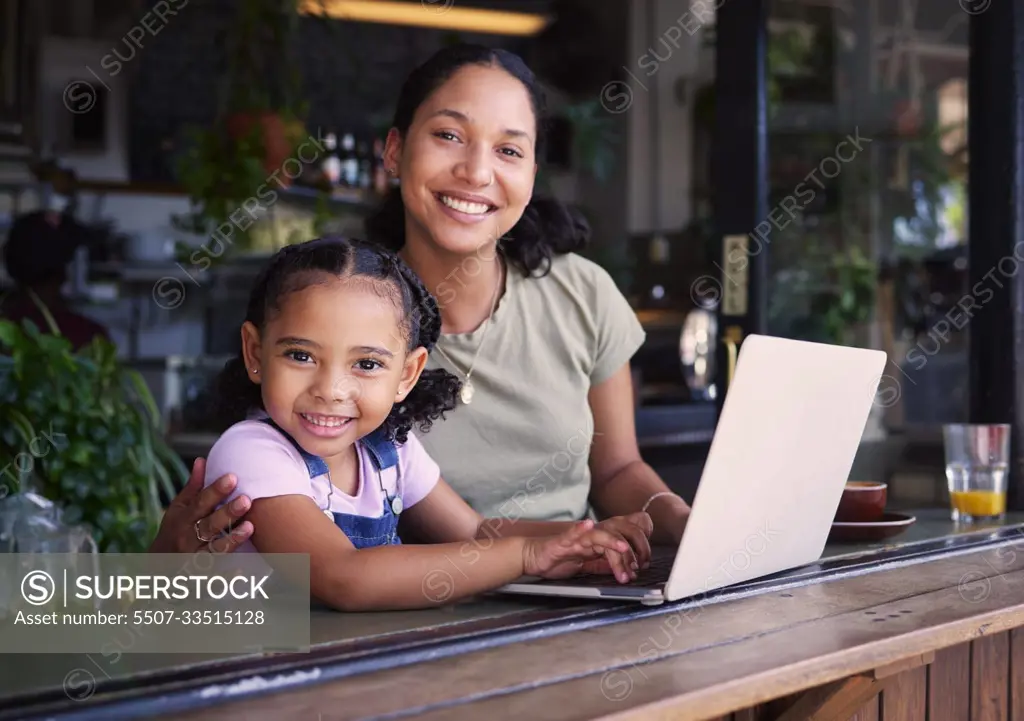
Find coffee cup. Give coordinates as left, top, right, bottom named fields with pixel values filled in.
left=835, top=481, right=887, bottom=523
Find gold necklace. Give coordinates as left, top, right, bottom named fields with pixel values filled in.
left=433, top=258, right=504, bottom=404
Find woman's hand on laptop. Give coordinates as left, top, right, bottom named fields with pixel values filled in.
left=595, top=512, right=653, bottom=570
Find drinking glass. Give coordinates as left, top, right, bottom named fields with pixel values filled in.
left=0, top=491, right=60, bottom=552
left=943, top=423, right=1011, bottom=523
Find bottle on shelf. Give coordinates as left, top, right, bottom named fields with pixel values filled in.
left=341, top=133, right=358, bottom=188
left=322, top=132, right=341, bottom=187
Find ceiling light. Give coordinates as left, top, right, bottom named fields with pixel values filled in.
left=298, top=0, right=550, bottom=37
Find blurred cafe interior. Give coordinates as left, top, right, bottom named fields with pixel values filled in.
left=0, top=0, right=982, bottom=509
left=3, top=0, right=1024, bottom=718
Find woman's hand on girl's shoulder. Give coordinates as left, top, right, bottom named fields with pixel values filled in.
left=149, top=458, right=253, bottom=554
left=522, top=520, right=640, bottom=583
left=595, top=512, right=653, bottom=569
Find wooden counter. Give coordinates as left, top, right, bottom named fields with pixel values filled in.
left=5, top=511, right=1024, bottom=721
left=163, top=535, right=1024, bottom=721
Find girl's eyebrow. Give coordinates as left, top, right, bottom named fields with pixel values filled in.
left=276, top=336, right=319, bottom=348
left=355, top=345, right=394, bottom=358
left=275, top=338, right=393, bottom=357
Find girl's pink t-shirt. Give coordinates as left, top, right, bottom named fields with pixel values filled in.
left=202, top=420, right=441, bottom=552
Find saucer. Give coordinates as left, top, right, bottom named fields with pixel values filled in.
left=828, top=512, right=916, bottom=543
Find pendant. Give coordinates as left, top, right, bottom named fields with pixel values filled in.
left=460, top=380, right=475, bottom=404
left=390, top=496, right=403, bottom=515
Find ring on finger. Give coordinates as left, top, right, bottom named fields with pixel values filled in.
left=194, top=519, right=215, bottom=544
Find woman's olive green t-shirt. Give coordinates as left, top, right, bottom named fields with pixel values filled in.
left=417, top=252, right=646, bottom=522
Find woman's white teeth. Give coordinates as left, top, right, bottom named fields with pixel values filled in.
left=440, top=195, right=491, bottom=215
left=302, top=414, right=349, bottom=428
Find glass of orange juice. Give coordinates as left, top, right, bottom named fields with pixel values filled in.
left=942, top=423, right=1010, bottom=523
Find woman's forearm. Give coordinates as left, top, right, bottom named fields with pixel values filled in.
left=476, top=517, right=575, bottom=540
left=318, top=536, right=528, bottom=611
left=590, top=460, right=690, bottom=545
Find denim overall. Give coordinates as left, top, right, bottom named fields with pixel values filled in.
left=259, top=419, right=403, bottom=549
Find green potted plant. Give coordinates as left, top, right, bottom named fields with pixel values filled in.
left=0, top=316, right=188, bottom=552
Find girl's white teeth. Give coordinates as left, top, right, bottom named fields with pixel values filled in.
left=302, top=414, right=349, bottom=428
left=440, top=195, right=491, bottom=215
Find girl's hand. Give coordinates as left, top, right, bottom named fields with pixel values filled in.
left=594, top=512, right=654, bottom=569
left=522, top=520, right=636, bottom=582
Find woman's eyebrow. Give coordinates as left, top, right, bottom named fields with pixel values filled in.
left=430, top=108, right=531, bottom=140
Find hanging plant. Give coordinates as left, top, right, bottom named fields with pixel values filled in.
left=171, top=0, right=317, bottom=259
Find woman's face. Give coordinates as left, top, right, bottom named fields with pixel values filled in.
left=387, top=64, right=538, bottom=257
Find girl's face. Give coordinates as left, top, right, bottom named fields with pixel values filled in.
left=387, top=63, right=538, bottom=257
left=240, top=277, right=427, bottom=462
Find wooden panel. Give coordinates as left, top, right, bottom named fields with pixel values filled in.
left=160, top=548, right=1024, bottom=721
left=927, top=642, right=972, bottom=721
left=761, top=692, right=802, bottom=719
left=1011, top=627, right=1024, bottom=721
left=774, top=676, right=883, bottom=721
left=735, top=684, right=882, bottom=720
left=972, top=632, right=1010, bottom=721
left=849, top=696, right=880, bottom=721
left=880, top=665, right=926, bottom=720
left=873, top=653, right=934, bottom=680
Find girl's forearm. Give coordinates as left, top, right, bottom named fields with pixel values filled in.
left=318, top=536, right=528, bottom=611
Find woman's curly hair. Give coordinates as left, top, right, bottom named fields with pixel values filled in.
left=212, top=235, right=461, bottom=444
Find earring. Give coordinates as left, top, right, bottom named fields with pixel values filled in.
left=252, top=368, right=259, bottom=374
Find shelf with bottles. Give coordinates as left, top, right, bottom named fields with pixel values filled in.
left=318, top=129, right=394, bottom=197
left=277, top=183, right=380, bottom=214
left=59, top=176, right=379, bottom=213
left=30, top=122, right=393, bottom=216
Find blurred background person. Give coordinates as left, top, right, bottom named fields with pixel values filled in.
left=0, top=209, right=110, bottom=352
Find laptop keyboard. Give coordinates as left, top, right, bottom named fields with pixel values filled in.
left=559, top=551, right=677, bottom=588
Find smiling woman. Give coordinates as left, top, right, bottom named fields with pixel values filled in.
left=358, top=44, right=693, bottom=538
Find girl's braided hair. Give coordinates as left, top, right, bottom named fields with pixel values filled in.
left=212, top=235, right=460, bottom=443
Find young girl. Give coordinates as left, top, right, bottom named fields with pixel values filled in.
left=203, top=236, right=652, bottom=611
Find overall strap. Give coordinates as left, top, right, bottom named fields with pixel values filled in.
left=361, top=428, right=402, bottom=502
left=360, top=428, right=399, bottom=471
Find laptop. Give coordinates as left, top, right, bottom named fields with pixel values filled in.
left=497, top=334, right=887, bottom=606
